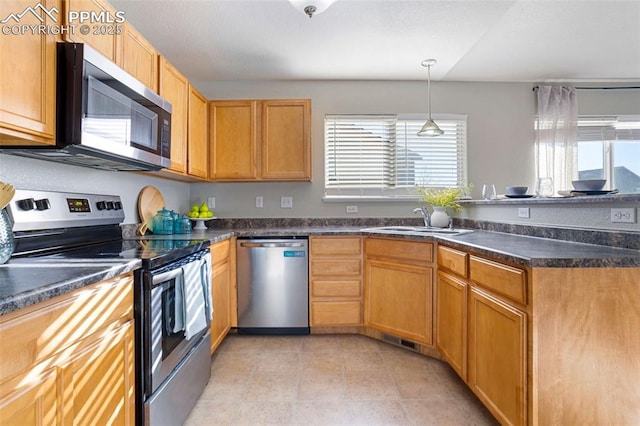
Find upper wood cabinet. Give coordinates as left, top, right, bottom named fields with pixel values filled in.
left=209, top=99, right=311, bottom=181
left=209, top=100, right=257, bottom=180
left=63, top=0, right=122, bottom=63
left=261, top=99, right=311, bottom=180
left=159, top=56, right=189, bottom=174
left=187, top=85, right=209, bottom=179
left=0, top=0, right=59, bottom=145
left=119, top=23, right=158, bottom=90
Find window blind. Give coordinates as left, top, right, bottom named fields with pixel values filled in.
left=325, top=114, right=467, bottom=199
left=577, top=116, right=640, bottom=141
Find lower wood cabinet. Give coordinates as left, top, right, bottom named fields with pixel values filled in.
left=309, top=236, right=363, bottom=328
left=468, top=286, right=527, bottom=426
left=209, top=238, right=236, bottom=353
left=364, top=238, right=434, bottom=346
left=436, top=270, right=467, bottom=379
left=436, top=244, right=527, bottom=425
left=0, top=274, right=135, bottom=425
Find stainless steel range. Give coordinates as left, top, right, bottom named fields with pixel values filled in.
left=5, top=189, right=212, bottom=426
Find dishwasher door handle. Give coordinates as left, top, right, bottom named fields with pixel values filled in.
left=239, top=242, right=305, bottom=248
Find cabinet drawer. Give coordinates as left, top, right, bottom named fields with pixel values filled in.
left=310, top=237, right=361, bottom=256
left=365, top=238, right=433, bottom=263
left=311, top=259, right=361, bottom=276
left=210, top=240, right=230, bottom=265
left=470, top=256, right=526, bottom=305
left=312, top=280, right=361, bottom=298
left=311, top=301, right=361, bottom=326
left=437, top=245, right=468, bottom=277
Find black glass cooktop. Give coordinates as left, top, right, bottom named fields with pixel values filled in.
left=13, top=237, right=210, bottom=270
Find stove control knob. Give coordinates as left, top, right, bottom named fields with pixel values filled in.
left=105, top=201, right=114, bottom=210
left=17, top=198, right=36, bottom=210
left=35, top=198, right=51, bottom=211
left=96, top=201, right=106, bottom=210
left=114, top=201, right=123, bottom=210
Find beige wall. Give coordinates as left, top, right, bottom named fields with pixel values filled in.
left=1, top=80, right=638, bottom=231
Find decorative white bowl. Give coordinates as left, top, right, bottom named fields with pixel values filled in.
left=571, top=179, right=606, bottom=191
left=505, top=186, right=528, bottom=196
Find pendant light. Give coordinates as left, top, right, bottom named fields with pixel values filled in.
left=288, top=0, right=336, bottom=18
left=417, top=59, right=444, bottom=137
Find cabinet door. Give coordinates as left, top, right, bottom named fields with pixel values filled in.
left=59, top=321, right=135, bottom=425
left=210, top=260, right=231, bottom=354
left=0, top=368, right=57, bottom=425
left=0, top=0, right=57, bottom=145
left=468, top=287, right=526, bottom=426
left=63, top=0, right=121, bottom=63
left=187, top=85, right=208, bottom=179
left=436, top=271, right=467, bottom=380
left=208, top=101, right=257, bottom=180
left=119, top=23, right=157, bottom=90
left=261, top=99, right=311, bottom=180
left=364, top=259, right=433, bottom=345
left=159, top=57, right=189, bottom=173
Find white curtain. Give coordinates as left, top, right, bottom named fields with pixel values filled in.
left=535, top=86, right=578, bottom=194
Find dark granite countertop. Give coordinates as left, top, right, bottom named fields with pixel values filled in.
left=3, top=224, right=638, bottom=318
left=202, top=226, right=640, bottom=268
left=0, top=259, right=141, bottom=316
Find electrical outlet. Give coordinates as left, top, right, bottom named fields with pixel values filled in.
left=346, top=205, right=358, bottom=213
left=611, top=208, right=635, bottom=223
left=280, top=196, right=293, bottom=209
left=518, top=207, right=530, bottom=218
left=255, top=196, right=263, bottom=208
left=207, top=197, right=215, bottom=209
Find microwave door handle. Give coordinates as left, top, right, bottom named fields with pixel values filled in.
left=151, top=268, right=183, bottom=287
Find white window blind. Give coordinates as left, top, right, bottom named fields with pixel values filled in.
left=325, top=114, right=467, bottom=199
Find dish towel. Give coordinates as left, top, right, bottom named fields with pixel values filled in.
left=182, top=258, right=208, bottom=340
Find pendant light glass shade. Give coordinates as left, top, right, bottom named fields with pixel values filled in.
left=417, top=59, right=444, bottom=137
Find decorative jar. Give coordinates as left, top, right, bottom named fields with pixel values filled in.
left=430, top=206, right=450, bottom=228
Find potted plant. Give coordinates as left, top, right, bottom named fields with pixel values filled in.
left=416, top=185, right=470, bottom=227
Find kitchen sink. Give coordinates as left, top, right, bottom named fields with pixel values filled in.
left=361, top=226, right=474, bottom=235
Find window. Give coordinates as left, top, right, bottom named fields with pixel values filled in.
left=577, top=116, right=640, bottom=193
left=324, top=114, right=467, bottom=199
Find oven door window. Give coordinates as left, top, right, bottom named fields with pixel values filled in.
left=83, top=66, right=159, bottom=153
left=161, top=279, right=185, bottom=359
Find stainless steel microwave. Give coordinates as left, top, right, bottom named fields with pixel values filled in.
left=1, top=43, right=172, bottom=171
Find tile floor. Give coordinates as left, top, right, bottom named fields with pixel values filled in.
left=185, top=334, right=498, bottom=425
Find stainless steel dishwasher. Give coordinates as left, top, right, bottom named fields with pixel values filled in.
left=236, top=237, right=309, bottom=334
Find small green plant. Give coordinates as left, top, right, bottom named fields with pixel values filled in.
left=416, top=185, right=472, bottom=212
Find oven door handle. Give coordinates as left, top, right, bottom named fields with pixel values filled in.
left=151, top=267, right=183, bottom=286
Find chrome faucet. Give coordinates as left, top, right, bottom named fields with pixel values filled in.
left=413, top=207, right=431, bottom=227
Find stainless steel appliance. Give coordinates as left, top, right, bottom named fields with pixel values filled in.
left=5, top=189, right=212, bottom=426
left=236, top=238, right=309, bottom=334
left=0, top=43, right=172, bottom=171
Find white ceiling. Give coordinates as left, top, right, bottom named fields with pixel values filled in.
left=109, top=0, right=640, bottom=83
